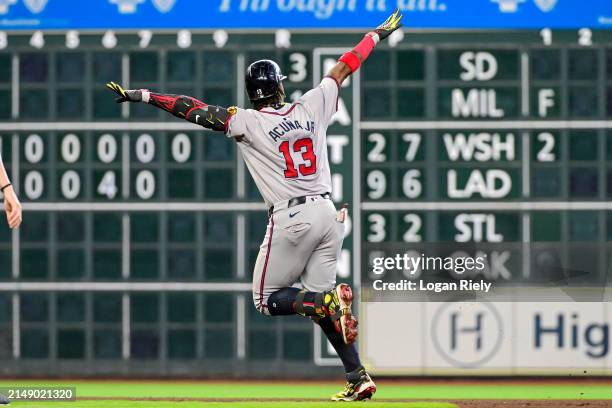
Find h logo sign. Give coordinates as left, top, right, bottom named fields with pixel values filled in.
left=450, top=312, right=484, bottom=351
left=432, top=302, right=504, bottom=368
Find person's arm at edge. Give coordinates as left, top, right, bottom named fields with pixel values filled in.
left=0, top=153, right=22, bottom=229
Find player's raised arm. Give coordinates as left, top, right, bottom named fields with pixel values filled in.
left=106, top=82, right=235, bottom=132
left=328, top=8, right=403, bottom=85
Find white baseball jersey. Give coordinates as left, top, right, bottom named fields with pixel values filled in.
left=225, top=77, right=339, bottom=207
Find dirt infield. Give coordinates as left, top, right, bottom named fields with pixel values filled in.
left=80, top=397, right=612, bottom=407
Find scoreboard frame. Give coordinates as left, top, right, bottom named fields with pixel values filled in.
left=0, top=27, right=611, bottom=374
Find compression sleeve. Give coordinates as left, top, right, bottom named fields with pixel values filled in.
left=143, top=91, right=234, bottom=133
left=338, top=32, right=380, bottom=73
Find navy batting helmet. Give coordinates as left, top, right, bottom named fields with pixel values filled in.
left=245, top=60, right=287, bottom=102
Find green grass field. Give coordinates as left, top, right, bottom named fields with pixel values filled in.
left=1, top=380, right=611, bottom=407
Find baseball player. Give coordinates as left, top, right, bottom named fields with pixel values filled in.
left=107, top=9, right=402, bottom=401
left=0, top=152, right=22, bottom=230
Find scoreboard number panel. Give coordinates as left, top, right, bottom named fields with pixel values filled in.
left=364, top=211, right=425, bottom=244
left=363, top=130, right=426, bottom=201
left=21, top=133, right=49, bottom=201
left=10, top=126, right=237, bottom=205
left=94, top=132, right=122, bottom=200
left=130, top=132, right=160, bottom=200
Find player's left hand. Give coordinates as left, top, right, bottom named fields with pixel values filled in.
left=106, top=81, right=143, bottom=103
left=3, top=185, right=22, bottom=229
left=372, top=8, right=403, bottom=41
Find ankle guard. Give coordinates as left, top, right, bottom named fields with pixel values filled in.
left=346, top=366, right=366, bottom=383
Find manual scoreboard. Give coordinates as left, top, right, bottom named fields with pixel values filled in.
left=360, top=30, right=612, bottom=289
left=0, top=28, right=611, bottom=375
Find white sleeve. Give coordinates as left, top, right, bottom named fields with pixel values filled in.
left=299, top=77, right=340, bottom=125
left=224, top=107, right=252, bottom=143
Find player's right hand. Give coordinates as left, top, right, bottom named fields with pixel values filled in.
left=3, top=185, right=22, bottom=229
left=372, top=8, right=403, bottom=41
left=106, top=81, right=143, bottom=103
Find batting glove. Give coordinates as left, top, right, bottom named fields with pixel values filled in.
left=106, top=81, right=143, bottom=103
left=372, top=8, right=403, bottom=41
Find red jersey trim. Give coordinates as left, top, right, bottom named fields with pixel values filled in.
left=258, top=215, right=274, bottom=311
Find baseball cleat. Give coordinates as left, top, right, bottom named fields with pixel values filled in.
left=325, top=283, right=358, bottom=344
left=0, top=393, right=9, bottom=404
left=331, top=368, right=376, bottom=402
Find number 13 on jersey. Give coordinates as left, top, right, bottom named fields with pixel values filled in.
left=279, top=137, right=317, bottom=178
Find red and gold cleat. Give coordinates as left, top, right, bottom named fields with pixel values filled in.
left=325, top=283, right=358, bottom=344
left=331, top=369, right=377, bottom=402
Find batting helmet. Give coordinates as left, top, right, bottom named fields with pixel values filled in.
left=245, top=60, right=287, bottom=102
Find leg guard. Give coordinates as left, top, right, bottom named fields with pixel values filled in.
left=294, top=290, right=327, bottom=318
left=267, top=287, right=330, bottom=318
